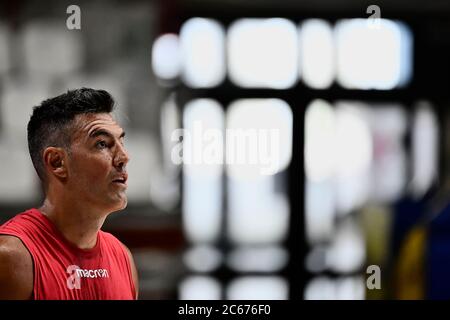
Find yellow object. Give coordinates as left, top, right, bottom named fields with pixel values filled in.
left=393, top=226, right=427, bottom=300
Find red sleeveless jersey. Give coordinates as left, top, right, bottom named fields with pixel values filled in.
left=0, top=208, right=136, bottom=300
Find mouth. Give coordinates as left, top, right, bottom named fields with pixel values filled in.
left=112, top=175, right=128, bottom=187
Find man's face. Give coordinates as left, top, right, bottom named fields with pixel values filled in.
left=65, top=113, right=130, bottom=213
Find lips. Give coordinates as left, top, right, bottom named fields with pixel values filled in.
left=112, top=174, right=128, bottom=186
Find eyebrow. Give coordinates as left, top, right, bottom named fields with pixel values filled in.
left=89, top=129, right=125, bottom=140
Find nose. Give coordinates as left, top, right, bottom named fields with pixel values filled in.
left=114, top=143, right=130, bottom=169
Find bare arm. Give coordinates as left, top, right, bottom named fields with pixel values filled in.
left=0, top=235, right=33, bottom=300
left=123, top=244, right=139, bottom=300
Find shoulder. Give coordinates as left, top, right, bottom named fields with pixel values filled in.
left=99, top=231, right=137, bottom=274
left=100, top=231, right=137, bottom=271
left=0, top=209, right=40, bottom=235
left=100, top=230, right=127, bottom=252
left=0, top=235, right=33, bottom=299
left=121, top=242, right=139, bottom=300
left=99, top=231, right=139, bottom=299
left=100, top=231, right=134, bottom=257
left=0, top=235, right=32, bottom=266
left=99, top=230, right=120, bottom=243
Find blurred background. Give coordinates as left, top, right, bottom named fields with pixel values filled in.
left=0, top=0, right=450, bottom=300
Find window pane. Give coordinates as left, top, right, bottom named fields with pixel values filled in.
left=180, top=18, right=225, bottom=88
left=336, top=19, right=412, bottom=89
left=368, top=104, right=407, bottom=203
left=226, top=99, right=292, bottom=179
left=183, top=245, right=223, bottom=273
left=228, top=18, right=298, bottom=89
left=305, top=99, right=336, bottom=182
left=182, top=99, right=224, bottom=243
left=305, top=276, right=365, bottom=300
left=179, top=276, right=222, bottom=300
left=327, top=217, right=366, bottom=273
left=226, top=276, right=288, bottom=300
left=226, top=246, right=288, bottom=272
left=334, top=102, right=373, bottom=214
left=226, top=99, right=292, bottom=245
left=299, top=19, right=334, bottom=89
left=411, top=101, right=438, bottom=197
left=152, top=33, right=181, bottom=81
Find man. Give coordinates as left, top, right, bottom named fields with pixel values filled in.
left=0, top=88, right=138, bottom=299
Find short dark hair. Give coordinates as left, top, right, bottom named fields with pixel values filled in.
left=27, top=87, right=115, bottom=182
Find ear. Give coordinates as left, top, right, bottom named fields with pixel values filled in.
left=42, top=147, right=68, bottom=180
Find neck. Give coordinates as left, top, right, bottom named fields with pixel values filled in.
left=39, top=196, right=107, bottom=250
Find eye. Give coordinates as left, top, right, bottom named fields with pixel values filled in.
left=96, top=140, right=108, bottom=149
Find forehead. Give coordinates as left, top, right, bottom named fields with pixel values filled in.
left=72, top=113, right=123, bottom=139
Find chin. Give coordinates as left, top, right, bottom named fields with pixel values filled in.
left=119, top=199, right=128, bottom=210
left=107, top=197, right=128, bottom=214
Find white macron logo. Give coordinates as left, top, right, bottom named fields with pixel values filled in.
left=66, top=264, right=110, bottom=290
